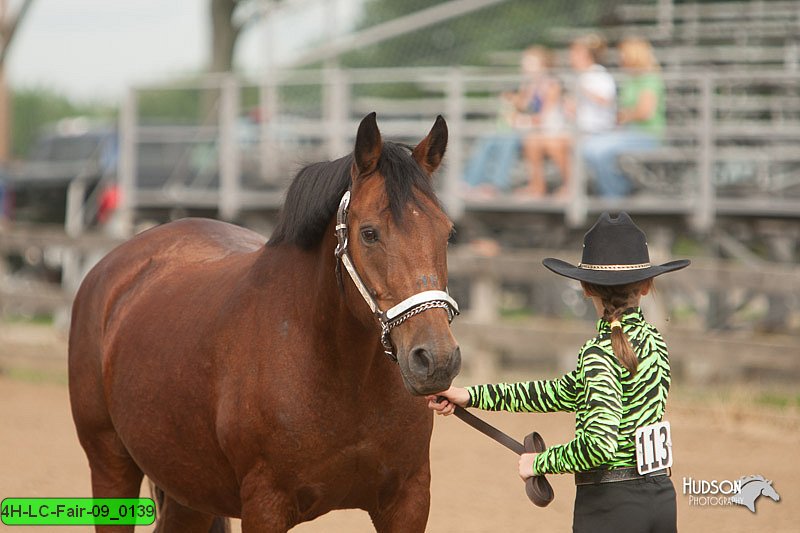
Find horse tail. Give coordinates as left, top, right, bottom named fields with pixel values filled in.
left=149, top=480, right=231, bottom=532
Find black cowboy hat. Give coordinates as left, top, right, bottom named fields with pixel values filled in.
left=543, top=212, right=690, bottom=286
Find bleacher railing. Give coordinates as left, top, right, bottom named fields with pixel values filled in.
left=116, top=67, right=800, bottom=234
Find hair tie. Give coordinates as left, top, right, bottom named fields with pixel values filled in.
left=610, top=320, right=622, bottom=330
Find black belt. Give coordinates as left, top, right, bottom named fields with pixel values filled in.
left=575, top=467, right=671, bottom=486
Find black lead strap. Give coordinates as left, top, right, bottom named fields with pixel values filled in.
left=450, top=405, right=525, bottom=455
left=439, top=400, right=555, bottom=508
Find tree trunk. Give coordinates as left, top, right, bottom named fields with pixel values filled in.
left=210, top=0, right=240, bottom=73
left=0, top=0, right=35, bottom=162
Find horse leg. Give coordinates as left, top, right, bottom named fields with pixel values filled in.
left=148, top=480, right=231, bottom=533
left=80, top=430, right=144, bottom=533
left=369, top=468, right=431, bottom=533
left=153, top=491, right=229, bottom=533
left=238, top=472, right=294, bottom=533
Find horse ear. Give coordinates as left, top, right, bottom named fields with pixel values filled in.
left=412, top=115, right=448, bottom=176
left=353, top=112, right=382, bottom=178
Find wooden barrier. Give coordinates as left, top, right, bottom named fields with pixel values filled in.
left=447, top=247, right=800, bottom=382
left=1, top=229, right=798, bottom=383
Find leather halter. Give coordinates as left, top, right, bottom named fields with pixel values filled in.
left=334, top=191, right=460, bottom=361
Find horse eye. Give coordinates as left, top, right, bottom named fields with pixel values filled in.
left=360, top=228, right=379, bottom=244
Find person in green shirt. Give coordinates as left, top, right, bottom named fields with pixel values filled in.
left=581, top=37, right=666, bottom=197
left=429, top=212, right=688, bottom=532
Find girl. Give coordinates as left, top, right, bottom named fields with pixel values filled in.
left=429, top=212, right=689, bottom=532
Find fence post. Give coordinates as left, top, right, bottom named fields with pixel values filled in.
left=219, top=75, right=241, bottom=221
left=657, top=0, right=674, bottom=40
left=324, top=66, right=350, bottom=160
left=116, top=88, right=137, bottom=237
left=468, top=265, right=500, bottom=382
left=60, top=177, right=87, bottom=326
left=64, top=178, right=86, bottom=238
left=259, top=74, right=280, bottom=184
left=444, top=67, right=465, bottom=220
left=566, top=129, right=587, bottom=228
left=694, top=74, right=715, bottom=232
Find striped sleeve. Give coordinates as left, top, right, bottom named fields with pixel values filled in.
left=466, top=370, right=579, bottom=413
left=532, top=347, right=623, bottom=474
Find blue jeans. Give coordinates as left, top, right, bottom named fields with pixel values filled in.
left=463, top=132, right=521, bottom=190
left=581, top=129, right=660, bottom=197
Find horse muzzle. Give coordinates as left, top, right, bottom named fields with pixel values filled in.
left=397, top=339, right=462, bottom=396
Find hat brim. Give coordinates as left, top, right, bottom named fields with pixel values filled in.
left=542, top=258, right=690, bottom=285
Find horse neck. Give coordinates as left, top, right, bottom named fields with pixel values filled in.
left=313, top=227, right=382, bottom=357
left=256, top=226, right=382, bottom=376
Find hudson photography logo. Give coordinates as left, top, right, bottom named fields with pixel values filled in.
left=682, top=475, right=781, bottom=513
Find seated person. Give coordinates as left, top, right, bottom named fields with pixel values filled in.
left=463, top=46, right=562, bottom=197
left=581, top=37, right=665, bottom=197
left=523, top=34, right=616, bottom=198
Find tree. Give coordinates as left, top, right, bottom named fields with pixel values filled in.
left=209, top=0, right=281, bottom=73
left=344, top=0, right=611, bottom=68
left=0, top=0, right=35, bottom=162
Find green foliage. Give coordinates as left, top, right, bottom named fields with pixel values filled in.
left=11, top=87, right=114, bottom=158
left=137, top=87, right=206, bottom=123
left=136, top=83, right=278, bottom=124
left=343, top=0, right=610, bottom=68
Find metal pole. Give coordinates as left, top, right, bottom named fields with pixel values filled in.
left=64, top=178, right=86, bottom=238
left=694, top=74, right=715, bottom=232
left=657, top=0, right=674, bottom=40
left=566, top=73, right=587, bottom=228
left=219, top=74, right=241, bottom=220
left=324, top=66, right=349, bottom=160
left=259, top=10, right=280, bottom=185
left=565, top=129, right=587, bottom=228
left=116, top=88, right=138, bottom=237
left=444, top=67, right=465, bottom=220
left=259, top=76, right=280, bottom=184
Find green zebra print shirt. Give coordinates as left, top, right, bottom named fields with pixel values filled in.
left=466, top=307, right=670, bottom=476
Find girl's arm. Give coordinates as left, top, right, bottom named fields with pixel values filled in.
left=465, top=369, right=580, bottom=413
left=531, top=348, right=623, bottom=475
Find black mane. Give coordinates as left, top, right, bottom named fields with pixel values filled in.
left=267, top=142, right=441, bottom=249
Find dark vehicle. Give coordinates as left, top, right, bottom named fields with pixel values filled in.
left=7, top=120, right=117, bottom=226
left=8, top=116, right=284, bottom=227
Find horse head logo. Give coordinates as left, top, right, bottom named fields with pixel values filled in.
left=731, top=475, right=781, bottom=513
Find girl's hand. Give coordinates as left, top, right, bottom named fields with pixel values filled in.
left=518, top=453, right=538, bottom=481
left=425, top=386, right=470, bottom=416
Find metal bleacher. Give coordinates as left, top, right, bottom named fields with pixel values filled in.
left=105, top=1, right=800, bottom=243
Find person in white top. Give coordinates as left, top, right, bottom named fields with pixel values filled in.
left=522, top=35, right=616, bottom=198
left=571, top=34, right=617, bottom=134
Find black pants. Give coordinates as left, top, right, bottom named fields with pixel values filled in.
left=573, top=475, right=677, bottom=533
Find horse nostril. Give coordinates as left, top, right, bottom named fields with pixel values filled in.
left=409, top=346, right=434, bottom=378
left=449, top=346, right=462, bottom=375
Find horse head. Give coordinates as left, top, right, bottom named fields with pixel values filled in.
left=761, top=480, right=780, bottom=502
left=342, top=112, right=461, bottom=395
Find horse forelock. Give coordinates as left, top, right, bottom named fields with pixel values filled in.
left=374, top=142, right=442, bottom=222
left=267, top=141, right=443, bottom=250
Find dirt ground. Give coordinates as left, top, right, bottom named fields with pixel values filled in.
left=1, top=323, right=798, bottom=532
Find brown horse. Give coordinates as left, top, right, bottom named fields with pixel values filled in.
left=68, top=113, right=461, bottom=532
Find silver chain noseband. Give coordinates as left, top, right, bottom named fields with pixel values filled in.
left=334, top=191, right=460, bottom=361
